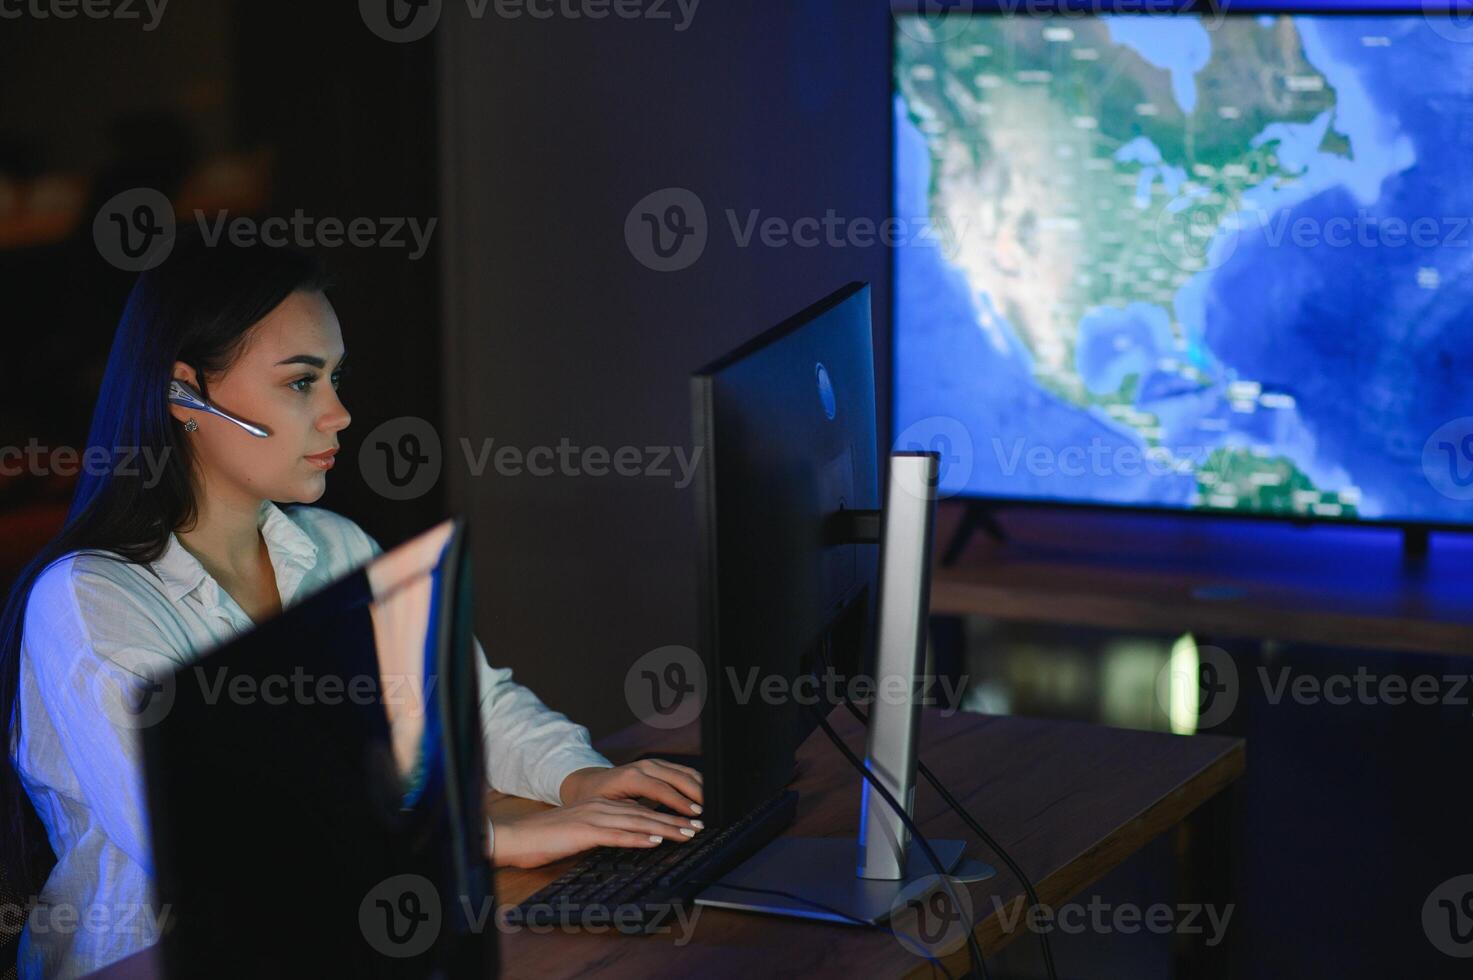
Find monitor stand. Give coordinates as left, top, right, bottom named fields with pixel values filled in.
left=695, top=453, right=996, bottom=925
left=693, top=837, right=975, bottom=925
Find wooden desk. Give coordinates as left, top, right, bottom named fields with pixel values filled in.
left=931, top=502, right=1473, bottom=657
left=493, top=707, right=1244, bottom=979
left=85, top=707, right=1242, bottom=979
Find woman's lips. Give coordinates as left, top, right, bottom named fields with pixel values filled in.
left=305, top=448, right=338, bottom=470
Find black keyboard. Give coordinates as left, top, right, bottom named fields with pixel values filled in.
left=504, top=789, right=797, bottom=934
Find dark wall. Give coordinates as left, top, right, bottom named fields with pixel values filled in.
left=0, top=5, right=234, bottom=172
left=438, top=0, right=895, bottom=736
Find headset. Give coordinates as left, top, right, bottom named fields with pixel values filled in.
left=166, top=379, right=272, bottom=438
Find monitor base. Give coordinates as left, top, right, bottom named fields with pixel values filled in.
left=693, top=836, right=992, bottom=925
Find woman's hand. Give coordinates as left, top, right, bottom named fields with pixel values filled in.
left=559, top=758, right=704, bottom=817
left=490, top=799, right=703, bottom=869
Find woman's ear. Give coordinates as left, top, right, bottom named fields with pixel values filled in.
left=166, top=361, right=202, bottom=425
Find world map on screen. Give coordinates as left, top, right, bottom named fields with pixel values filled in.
left=894, top=13, right=1473, bottom=521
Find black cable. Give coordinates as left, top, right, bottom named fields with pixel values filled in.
left=688, top=879, right=956, bottom=980
left=806, top=702, right=992, bottom=980
left=842, top=699, right=1059, bottom=980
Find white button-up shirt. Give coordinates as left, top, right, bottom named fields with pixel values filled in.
left=11, top=501, right=611, bottom=979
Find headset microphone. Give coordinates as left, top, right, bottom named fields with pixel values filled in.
left=167, top=379, right=272, bottom=438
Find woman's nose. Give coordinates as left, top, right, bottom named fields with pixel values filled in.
left=319, top=393, right=351, bottom=432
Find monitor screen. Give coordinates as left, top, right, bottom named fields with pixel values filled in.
left=892, top=6, right=1473, bottom=526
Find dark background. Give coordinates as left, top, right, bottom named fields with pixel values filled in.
left=3, top=3, right=1471, bottom=977
left=436, top=0, right=891, bottom=738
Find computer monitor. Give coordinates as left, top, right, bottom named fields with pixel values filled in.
left=690, top=281, right=881, bottom=830
left=141, top=518, right=494, bottom=979
left=892, top=2, right=1473, bottom=531
left=689, top=283, right=984, bottom=925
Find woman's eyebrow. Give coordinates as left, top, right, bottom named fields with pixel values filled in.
left=276, top=351, right=349, bottom=369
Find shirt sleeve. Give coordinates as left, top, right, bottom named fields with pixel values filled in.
left=22, top=557, right=183, bottom=877
left=357, top=528, right=613, bottom=811
left=468, top=634, right=613, bottom=805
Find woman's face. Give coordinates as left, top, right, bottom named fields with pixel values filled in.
left=168, top=289, right=351, bottom=506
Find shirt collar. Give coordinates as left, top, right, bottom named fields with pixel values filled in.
left=150, top=500, right=320, bottom=607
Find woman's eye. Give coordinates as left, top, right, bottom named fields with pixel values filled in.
left=289, top=365, right=348, bottom=393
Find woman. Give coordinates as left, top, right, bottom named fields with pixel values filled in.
left=0, top=235, right=703, bottom=979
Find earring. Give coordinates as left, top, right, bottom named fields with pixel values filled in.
left=184, top=418, right=198, bottom=432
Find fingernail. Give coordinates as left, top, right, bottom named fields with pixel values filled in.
left=679, top=828, right=696, bottom=837
left=649, top=835, right=663, bottom=843
left=690, top=803, right=702, bottom=814
left=690, top=820, right=704, bottom=829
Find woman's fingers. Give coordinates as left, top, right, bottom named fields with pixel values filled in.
left=594, top=830, right=670, bottom=849
left=631, top=774, right=700, bottom=818
left=494, top=801, right=702, bottom=869
left=630, top=766, right=703, bottom=815
left=648, top=760, right=704, bottom=789
left=587, top=801, right=701, bottom=841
